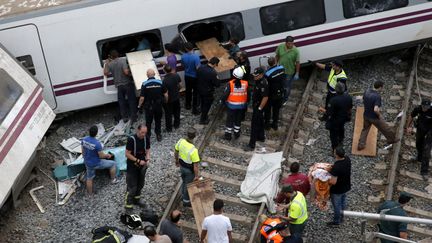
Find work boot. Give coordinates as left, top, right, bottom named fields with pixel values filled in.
left=183, top=201, right=192, bottom=207
left=156, top=134, right=162, bottom=142
left=243, top=145, right=254, bottom=152
left=134, top=198, right=148, bottom=208
left=357, top=144, right=365, bottom=151
left=185, top=105, right=191, bottom=110
left=271, top=124, right=278, bottom=131
left=326, top=221, right=340, bottom=227
left=265, top=124, right=271, bottom=131
left=234, top=132, right=240, bottom=139
left=319, top=114, right=328, bottom=122
left=199, top=119, right=210, bottom=125
left=223, top=133, right=232, bottom=141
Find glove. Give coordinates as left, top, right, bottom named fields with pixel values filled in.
left=294, top=73, right=299, bottom=81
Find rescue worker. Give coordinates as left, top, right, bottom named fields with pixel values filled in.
left=276, top=185, right=308, bottom=238
left=162, top=64, right=181, bottom=132
left=358, top=81, right=399, bottom=150
left=236, top=51, right=251, bottom=122
left=275, top=36, right=300, bottom=102
left=222, top=66, right=249, bottom=140
left=138, top=69, right=168, bottom=141
left=265, top=57, right=286, bottom=131
left=313, top=60, right=347, bottom=121
left=324, top=82, right=353, bottom=151
left=406, top=99, right=432, bottom=180
left=377, top=192, right=413, bottom=243
left=259, top=214, right=284, bottom=243
left=125, top=124, right=151, bottom=209
left=197, top=57, right=220, bottom=125
left=174, top=128, right=200, bottom=207
left=181, top=42, right=201, bottom=114
left=245, top=67, right=268, bottom=151
left=104, top=49, right=137, bottom=123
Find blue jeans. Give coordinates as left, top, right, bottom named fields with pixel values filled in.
left=86, top=159, right=116, bottom=180
left=180, top=166, right=195, bottom=203
left=284, top=74, right=295, bottom=102
left=330, top=193, right=347, bottom=224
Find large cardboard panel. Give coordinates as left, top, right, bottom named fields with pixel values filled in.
left=352, top=107, right=378, bottom=156
left=196, top=38, right=236, bottom=73
left=126, top=50, right=161, bottom=90
left=187, top=178, right=215, bottom=241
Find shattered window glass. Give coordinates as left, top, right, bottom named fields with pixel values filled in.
left=0, top=68, right=23, bottom=123
left=343, top=0, right=408, bottom=18
left=259, top=0, right=326, bottom=36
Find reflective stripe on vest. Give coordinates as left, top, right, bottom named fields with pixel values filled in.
left=290, top=192, right=308, bottom=224
left=176, top=139, right=197, bottom=164
left=327, top=69, right=347, bottom=93
left=227, top=79, right=248, bottom=105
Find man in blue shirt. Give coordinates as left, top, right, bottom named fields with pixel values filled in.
left=82, top=125, right=118, bottom=195
left=181, top=42, right=201, bottom=114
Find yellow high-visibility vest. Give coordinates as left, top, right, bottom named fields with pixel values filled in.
left=288, top=191, right=308, bottom=224
left=327, top=69, right=347, bottom=94
left=175, top=138, right=200, bottom=164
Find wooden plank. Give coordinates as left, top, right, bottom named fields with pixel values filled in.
left=209, top=141, right=253, bottom=157
left=202, top=156, right=247, bottom=173
left=214, top=193, right=258, bottom=210
left=404, top=206, right=432, bottom=218
left=187, top=178, right=216, bottom=239
left=201, top=172, right=242, bottom=188
left=408, top=225, right=432, bottom=237
left=397, top=186, right=432, bottom=200
left=400, top=170, right=432, bottom=183
left=126, top=50, right=161, bottom=90
left=351, top=107, right=378, bottom=156
left=195, top=38, right=236, bottom=73
left=180, top=220, right=248, bottom=243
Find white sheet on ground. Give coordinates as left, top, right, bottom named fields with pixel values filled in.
left=128, top=235, right=149, bottom=243
left=237, top=152, right=282, bottom=213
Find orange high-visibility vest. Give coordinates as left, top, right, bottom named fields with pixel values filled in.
left=260, top=218, right=284, bottom=243
left=227, top=79, right=248, bottom=106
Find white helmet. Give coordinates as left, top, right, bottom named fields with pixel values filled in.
left=233, top=66, right=245, bottom=79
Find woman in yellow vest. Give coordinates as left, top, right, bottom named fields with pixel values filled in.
left=174, top=128, right=200, bottom=207
left=222, top=66, right=249, bottom=140
left=312, top=60, right=348, bottom=121
left=276, top=185, right=308, bottom=238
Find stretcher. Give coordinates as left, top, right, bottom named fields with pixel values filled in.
left=196, top=37, right=237, bottom=73
left=352, top=107, right=378, bottom=156
left=126, top=50, right=161, bottom=90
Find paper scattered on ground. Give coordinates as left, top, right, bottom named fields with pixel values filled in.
left=60, top=137, right=81, bottom=154
left=306, top=138, right=317, bottom=146
left=0, top=0, right=81, bottom=18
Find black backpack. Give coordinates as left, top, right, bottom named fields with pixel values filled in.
left=91, top=226, right=132, bottom=243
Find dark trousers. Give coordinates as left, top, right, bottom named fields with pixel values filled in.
left=328, top=122, right=346, bottom=150
left=185, top=76, right=198, bottom=110
left=264, top=99, right=283, bottom=128
left=249, top=107, right=265, bottom=148
left=180, top=166, right=195, bottom=203
left=125, top=164, right=147, bottom=207
left=117, top=83, right=137, bottom=121
left=145, top=106, right=162, bottom=136
left=289, top=221, right=307, bottom=238
left=225, top=108, right=243, bottom=138
left=200, top=95, right=214, bottom=122
left=358, top=116, right=396, bottom=148
left=163, top=100, right=181, bottom=131
left=416, top=127, right=432, bottom=174
left=325, top=91, right=337, bottom=111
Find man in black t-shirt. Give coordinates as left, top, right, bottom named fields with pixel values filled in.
left=264, top=57, right=285, bottom=131
left=197, top=57, right=220, bottom=125
left=124, top=124, right=151, bottom=209
left=328, top=147, right=351, bottom=226
left=159, top=210, right=186, bottom=243
left=162, top=65, right=181, bottom=132
left=138, top=69, right=168, bottom=141
left=406, top=99, right=432, bottom=179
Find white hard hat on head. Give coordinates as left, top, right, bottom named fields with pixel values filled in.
left=233, top=66, right=245, bottom=79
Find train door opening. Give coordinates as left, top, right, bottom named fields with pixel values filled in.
left=0, top=24, right=56, bottom=109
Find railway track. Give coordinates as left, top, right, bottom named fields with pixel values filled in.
left=367, top=44, right=432, bottom=241
left=157, top=67, right=317, bottom=242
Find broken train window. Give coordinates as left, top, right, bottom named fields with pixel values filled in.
left=259, top=0, right=326, bottom=36
left=96, top=29, right=163, bottom=65
left=0, top=68, right=23, bottom=123
left=342, top=0, right=408, bottom=18
left=178, top=12, right=245, bottom=47
left=16, top=55, right=36, bottom=75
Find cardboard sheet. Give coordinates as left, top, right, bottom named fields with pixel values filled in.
left=196, top=38, right=237, bottom=73
left=351, top=107, right=378, bottom=156
left=126, top=50, right=161, bottom=90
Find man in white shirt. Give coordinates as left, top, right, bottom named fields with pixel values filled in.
left=200, top=199, right=232, bottom=243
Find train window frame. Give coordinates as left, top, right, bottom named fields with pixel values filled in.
left=0, top=68, right=23, bottom=123
left=342, top=0, right=409, bottom=19
left=96, top=29, right=164, bottom=66
left=177, top=12, right=245, bottom=46
left=259, top=0, right=327, bottom=36
left=16, top=55, right=36, bottom=75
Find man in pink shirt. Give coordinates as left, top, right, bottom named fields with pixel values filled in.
left=275, top=162, right=310, bottom=203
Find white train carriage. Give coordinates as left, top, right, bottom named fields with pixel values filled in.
left=0, top=0, right=431, bottom=114
left=0, top=44, right=55, bottom=208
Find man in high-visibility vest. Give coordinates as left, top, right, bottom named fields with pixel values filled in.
left=276, top=185, right=308, bottom=238
left=312, top=60, right=347, bottom=121
left=222, top=66, right=249, bottom=140
left=174, top=127, right=200, bottom=207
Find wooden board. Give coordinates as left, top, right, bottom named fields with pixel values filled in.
left=187, top=178, right=216, bottom=241
left=196, top=38, right=237, bottom=73
left=126, top=50, right=161, bottom=90
left=352, top=107, right=378, bottom=156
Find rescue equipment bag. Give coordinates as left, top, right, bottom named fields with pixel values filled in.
left=91, top=226, right=132, bottom=243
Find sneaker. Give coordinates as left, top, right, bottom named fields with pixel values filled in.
left=326, top=221, right=340, bottom=227
left=243, top=145, right=255, bottom=152
left=111, top=178, right=120, bottom=184
left=357, top=145, right=365, bottom=151
left=183, top=202, right=192, bottom=207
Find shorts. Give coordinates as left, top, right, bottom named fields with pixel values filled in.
left=86, top=159, right=116, bottom=180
